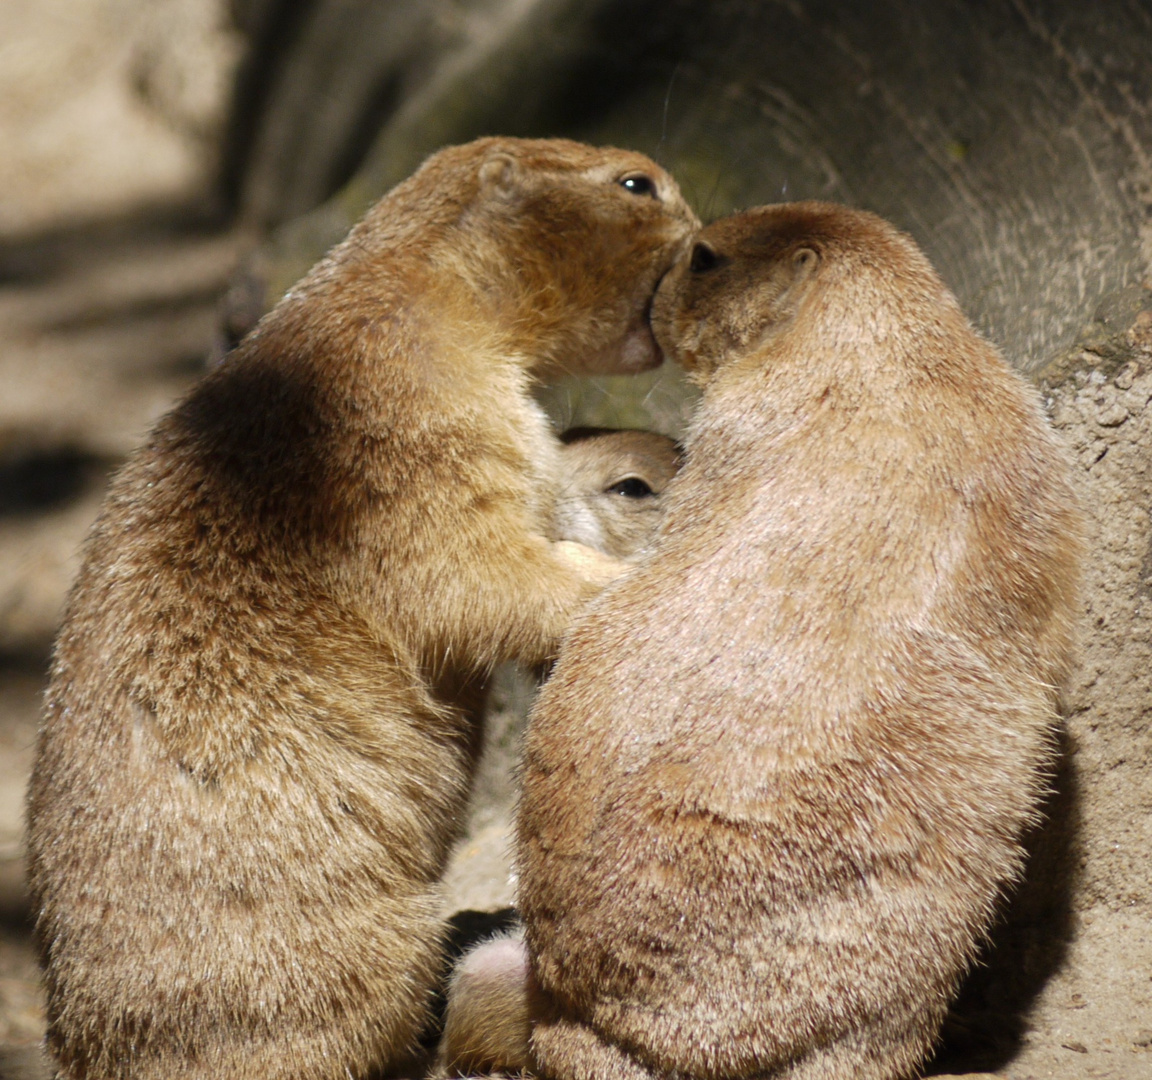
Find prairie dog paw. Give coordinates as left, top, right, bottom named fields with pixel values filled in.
left=438, top=931, right=530, bottom=1076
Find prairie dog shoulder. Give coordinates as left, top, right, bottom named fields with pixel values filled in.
left=518, top=202, right=1083, bottom=1080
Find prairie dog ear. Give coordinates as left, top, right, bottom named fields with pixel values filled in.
left=479, top=152, right=522, bottom=199
left=791, top=246, right=820, bottom=279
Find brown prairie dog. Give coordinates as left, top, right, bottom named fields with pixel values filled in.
left=517, top=202, right=1084, bottom=1080
left=25, top=137, right=698, bottom=1080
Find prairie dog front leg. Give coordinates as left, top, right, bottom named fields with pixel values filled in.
left=552, top=540, right=629, bottom=588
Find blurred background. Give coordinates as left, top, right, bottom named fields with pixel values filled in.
left=1, top=1, right=1150, bottom=1077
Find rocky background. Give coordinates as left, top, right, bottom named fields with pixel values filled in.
left=1, top=1, right=1150, bottom=1078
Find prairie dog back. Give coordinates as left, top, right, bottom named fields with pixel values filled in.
left=518, top=203, right=1083, bottom=1080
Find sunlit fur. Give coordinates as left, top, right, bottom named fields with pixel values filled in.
left=518, top=202, right=1084, bottom=1080
left=24, top=137, right=698, bottom=1080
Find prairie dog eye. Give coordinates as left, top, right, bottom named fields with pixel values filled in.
left=606, top=477, right=654, bottom=498
left=619, top=174, right=658, bottom=198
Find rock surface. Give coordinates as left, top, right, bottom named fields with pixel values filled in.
left=0, top=0, right=241, bottom=239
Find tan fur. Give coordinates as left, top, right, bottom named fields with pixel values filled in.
left=438, top=929, right=533, bottom=1078
left=552, top=429, right=682, bottom=559
left=24, top=137, right=698, bottom=1080
left=517, top=203, right=1084, bottom=1080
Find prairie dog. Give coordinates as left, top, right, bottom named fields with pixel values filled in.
left=553, top=428, right=681, bottom=559
left=439, top=926, right=533, bottom=1079
left=435, top=428, right=680, bottom=1076
left=517, top=203, right=1083, bottom=1080
left=25, top=138, right=697, bottom=1080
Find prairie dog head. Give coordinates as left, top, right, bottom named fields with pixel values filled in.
left=452, top=138, right=699, bottom=375
left=650, top=205, right=831, bottom=382
left=552, top=429, right=682, bottom=559
left=653, top=203, right=976, bottom=393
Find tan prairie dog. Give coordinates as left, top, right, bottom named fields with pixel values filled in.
left=553, top=428, right=682, bottom=559
left=434, top=428, right=679, bottom=1078
left=25, top=137, right=697, bottom=1080
left=516, top=202, right=1084, bottom=1080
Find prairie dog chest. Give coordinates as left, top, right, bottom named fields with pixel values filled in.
left=520, top=395, right=567, bottom=531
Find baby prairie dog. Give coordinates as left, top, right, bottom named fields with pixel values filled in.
left=25, top=137, right=697, bottom=1080
left=434, top=428, right=679, bottom=1077
left=517, top=203, right=1084, bottom=1080
left=553, top=428, right=682, bottom=559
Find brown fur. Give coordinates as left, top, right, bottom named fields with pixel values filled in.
left=24, top=137, right=698, bottom=1080
left=552, top=429, right=682, bottom=559
left=517, top=203, right=1084, bottom=1080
